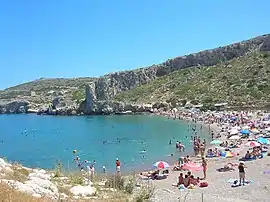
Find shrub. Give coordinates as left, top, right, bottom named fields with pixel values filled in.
left=136, top=184, right=156, bottom=202
left=124, top=176, right=135, bottom=194
left=105, top=174, right=125, bottom=190
left=54, top=161, right=62, bottom=178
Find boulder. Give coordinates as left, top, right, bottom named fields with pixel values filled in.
left=70, top=185, right=96, bottom=197
left=1, top=169, right=59, bottom=200
left=0, top=101, right=29, bottom=114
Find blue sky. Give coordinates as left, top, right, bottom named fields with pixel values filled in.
left=0, top=0, right=269, bottom=89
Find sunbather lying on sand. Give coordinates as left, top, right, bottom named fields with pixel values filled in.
left=217, top=163, right=238, bottom=172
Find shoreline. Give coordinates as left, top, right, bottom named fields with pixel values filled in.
left=0, top=112, right=210, bottom=177
left=149, top=110, right=270, bottom=202
left=1, top=109, right=270, bottom=201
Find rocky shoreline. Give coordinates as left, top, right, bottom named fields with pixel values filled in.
left=0, top=83, right=168, bottom=116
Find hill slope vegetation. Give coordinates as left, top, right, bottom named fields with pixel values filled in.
left=114, top=52, right=270, bottom=109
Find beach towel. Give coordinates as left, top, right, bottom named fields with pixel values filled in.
left=263, top=170, right=270, bottom=174
left=227, top=179, right=252, bottom=185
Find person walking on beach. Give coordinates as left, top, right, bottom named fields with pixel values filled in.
left=116, top=158, right=121, bottom=174
left=238, top=162, right=246, bottom=186
left=202, top=157, right=207, bottom=179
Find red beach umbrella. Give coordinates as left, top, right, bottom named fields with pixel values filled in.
left=153, top=161, right=170, bottom=169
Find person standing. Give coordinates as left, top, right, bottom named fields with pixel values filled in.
left=238, top=162, right=246, bottom=186
left=202, top=157, right=207, bottom=179
left=116, top=158, right=121, bottom=174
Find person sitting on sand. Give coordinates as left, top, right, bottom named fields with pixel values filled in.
left=214, top=148, right=219, bottom=156
left=189, top=175, right=198, bottom=186
left=244, top=151, right=251, bottom=159
left=183, top=174, right=190, bottom=188
left=178, top=173, right=184, bottom=185
left=186, top=155, right=191, bottom=163
left=207, top=149, right=214, bottom=157
left=187, top=171, right=191, bottom=177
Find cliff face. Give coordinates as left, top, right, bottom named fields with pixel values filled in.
left=94, top=34, right=270, bottom=101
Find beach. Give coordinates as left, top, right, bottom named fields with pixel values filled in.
left=1, top=110, right=270, bottom=201
left=144, top=110, right=270, bottom=202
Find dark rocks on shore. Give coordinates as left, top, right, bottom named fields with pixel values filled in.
left=0, top=101, right=29, bottom=114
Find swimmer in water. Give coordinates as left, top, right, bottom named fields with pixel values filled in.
left=169, top=140, right=172, bottom=145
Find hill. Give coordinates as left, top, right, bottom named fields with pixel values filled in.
left=0, top=77, right=95, bottom=108
left=1, top=34, right=270, bottom=113
left=114, top=51, right=270, bottom=109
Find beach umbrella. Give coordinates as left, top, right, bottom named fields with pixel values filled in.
left=245, top=141, right=261, bottom=147
left=263, top=120, right=270, bottom=125
left=210, top=140, right=222, bottom=145
left=242, top=126, right=250, bottom=130
left=257, top=137, right=270, bottom=145
left=229, top=135, right=241, bottom=140
left=153, top=161, right=170, bottom=169
left=251, top=128, right=260, bottom=134
left=231, top=126, right=241, bottom=130
left=265, top=127, right=270, bottom=131
left=240, top=129, right=250, bottom=135
left=230, top=130, right=239, bottom=135
left=181, top=162, right=203, bottom=172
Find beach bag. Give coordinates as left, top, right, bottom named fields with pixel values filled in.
left=199, top=182, right=208, bottom=187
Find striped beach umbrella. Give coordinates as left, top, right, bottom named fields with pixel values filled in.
left=245, top=141, right=261, bottom=147
left=153, top=161, right=170, bottom=169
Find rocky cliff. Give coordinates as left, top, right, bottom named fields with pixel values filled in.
left=94, top=34, right=270, bottom=101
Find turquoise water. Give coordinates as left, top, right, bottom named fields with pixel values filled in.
left=0, top=114, right=210, bottom=173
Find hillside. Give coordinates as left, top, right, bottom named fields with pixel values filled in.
left=114, top=51, right=270, bottom=109
left=0, top=77, right=95, bottom=108
left=1, top=34, right=270, bottom=112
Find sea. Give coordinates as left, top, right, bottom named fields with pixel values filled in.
left=0, top=114, right=211, bottom=173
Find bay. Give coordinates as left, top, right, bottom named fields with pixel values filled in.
left=0, top=114, right=210, bottom=173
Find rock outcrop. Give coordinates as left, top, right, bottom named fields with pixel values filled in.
left=93, top=34, right=270, bottom=100
left=0, top=101, right=29, bottom=114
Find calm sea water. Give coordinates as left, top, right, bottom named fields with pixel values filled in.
left=0, top=114, right=210, bottom=173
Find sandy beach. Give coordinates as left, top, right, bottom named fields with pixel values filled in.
left=147, top=110, right=270, bottom=202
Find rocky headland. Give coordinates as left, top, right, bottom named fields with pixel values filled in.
left=1, top=34, right=270, bottom=115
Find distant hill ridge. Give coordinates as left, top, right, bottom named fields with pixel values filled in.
left=1, top=34, right=270, bottom=108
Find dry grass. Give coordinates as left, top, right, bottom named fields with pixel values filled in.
left=0, top=183, right=49, bottom=202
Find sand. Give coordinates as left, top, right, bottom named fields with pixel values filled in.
left=148, top=118, right=270, bottom=202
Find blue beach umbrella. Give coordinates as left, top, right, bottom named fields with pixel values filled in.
left=257, top=137, right=270, bottom=145
left=240, top=129, right=250, bottom=135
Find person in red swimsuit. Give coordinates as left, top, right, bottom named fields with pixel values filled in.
left=116, top=158, right=121, bottom=174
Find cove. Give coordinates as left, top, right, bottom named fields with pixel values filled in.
left=0, top=114, right=211, bottom=173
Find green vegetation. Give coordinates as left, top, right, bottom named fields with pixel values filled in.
left=114, top=51, right=270, bottom=109
left=0, top=77, right=94, bottom=105
left=72, top=88, right=85, bottom=102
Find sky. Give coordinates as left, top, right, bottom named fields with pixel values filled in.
left=0, top=0, right=270, bottom=89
